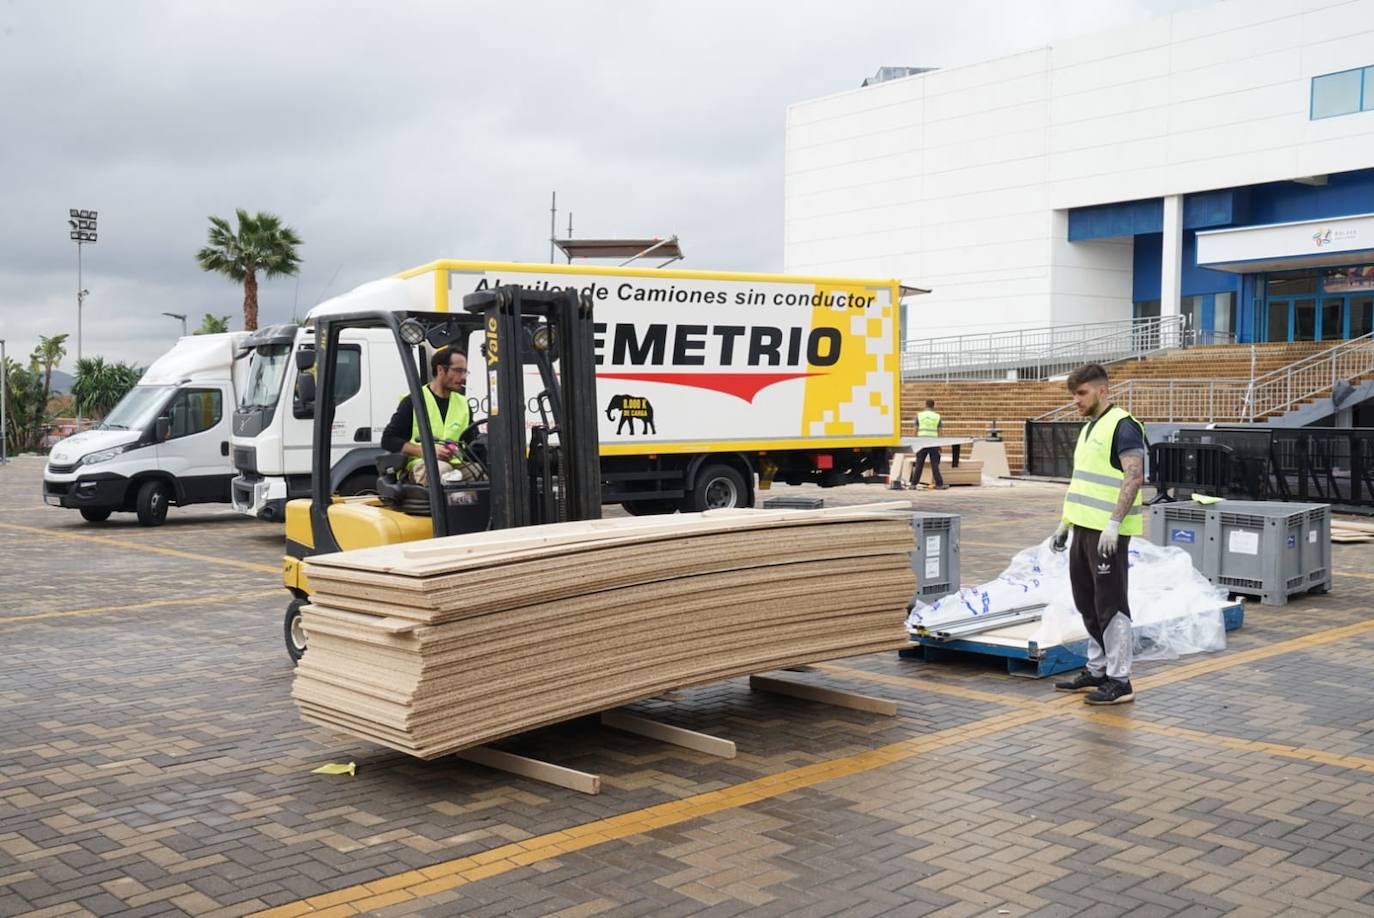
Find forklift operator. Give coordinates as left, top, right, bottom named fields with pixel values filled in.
left=380, top=347, right=471, bottom=485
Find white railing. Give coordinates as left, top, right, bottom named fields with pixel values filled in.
left=1034, top=334, right=1374, bottom=423
left=902, top=315, right=1194, bottom=382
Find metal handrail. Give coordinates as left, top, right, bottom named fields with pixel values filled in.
left=902, top=315, right=1193, bottom=382
left=1034, top=334, right=1374, bottom=423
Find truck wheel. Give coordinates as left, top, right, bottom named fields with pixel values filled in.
left=284, top=598, right=308, bottom=663
left=79, top=507, right=112, bottom=523
left=682, top=464, right=748, bottom=512
left=135, top=480, right=170, bottom=526
left=621, top=499, right=678, bottom=516
left=338, top=471, right=378, bottom=497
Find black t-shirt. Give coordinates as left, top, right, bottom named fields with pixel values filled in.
left=1084, top=407, right=1147, bottom=473
left=381, top=391, right=454, bottom=453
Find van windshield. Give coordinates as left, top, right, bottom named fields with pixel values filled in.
left=98, top=386, right=174, bottom=431
left=240, top=343, right=293, bottom=409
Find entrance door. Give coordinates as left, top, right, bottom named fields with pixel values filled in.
left=1319, top=298, right=1346, bottom=341
left=1266, top=299, right=1290, bottom=342
left=1353, top=296, right=1374, bottom=339
left=1293, top=298, right=1317, bottom=341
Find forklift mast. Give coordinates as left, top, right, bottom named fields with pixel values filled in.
left=463, top=285, right=601, bottom=529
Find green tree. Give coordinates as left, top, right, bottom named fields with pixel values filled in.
left=32, top=333, right=69, bottom=414
left=195, top=209, right=302, bottom=331
left=2, top=357, right=48, bottom=453
left=194, top=313, right=232, bottom=335
left=71, top=357, right=144, bottom=419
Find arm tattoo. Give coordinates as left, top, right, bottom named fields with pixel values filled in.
left=1113, top=451, right=1144, bottom=522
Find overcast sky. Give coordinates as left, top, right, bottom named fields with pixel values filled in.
left=0, top=0, right=1212, bottom=368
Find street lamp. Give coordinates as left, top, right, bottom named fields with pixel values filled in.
left=162, top=312, right=188, bottom=336
left=68, top=208, right=97, bottom=432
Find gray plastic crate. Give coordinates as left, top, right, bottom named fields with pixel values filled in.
left=911, top=512, right=960, bottom=605
left=1148, top=500, right=1331, bottom=606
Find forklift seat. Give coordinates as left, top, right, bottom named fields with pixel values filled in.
left=375, top=453, right=432, bottom=516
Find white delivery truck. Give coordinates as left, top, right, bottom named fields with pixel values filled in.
left=228, top=260, right=906, bottom=515
left=229, top=319, right=406, bottom=521
left=43, top=333, right=250, bottom=525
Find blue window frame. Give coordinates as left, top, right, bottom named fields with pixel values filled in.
left=1311, top=66, right=1374, bottom=120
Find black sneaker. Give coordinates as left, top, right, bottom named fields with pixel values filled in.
left=1054, top=671, right=1105, bottom=693
left=1084, top=679, right=1135, bottom=705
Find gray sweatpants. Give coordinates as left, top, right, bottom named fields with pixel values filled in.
left=1068, top=525, right=1132, bottom=681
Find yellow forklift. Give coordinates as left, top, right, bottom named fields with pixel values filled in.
left=281, top=285, right=602, bottom=660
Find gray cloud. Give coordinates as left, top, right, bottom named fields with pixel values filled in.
left=1, top=0, right=1210, bottom=368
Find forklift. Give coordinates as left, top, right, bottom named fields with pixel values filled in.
left=280, top=285, right=602, bottom=660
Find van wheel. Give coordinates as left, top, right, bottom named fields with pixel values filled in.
left=79, top=508, right=112, bottom=522
left=681, top=464, right=748, bottom=512
left=285, top=598, right=308, bottom=663
left=135, top=480, right=170, bottom=526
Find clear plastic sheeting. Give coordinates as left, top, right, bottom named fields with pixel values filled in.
left=907, top=533, right=1230, bottom=661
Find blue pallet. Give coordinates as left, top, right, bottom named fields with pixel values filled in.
left=898, top=602, right=1245, bottom=678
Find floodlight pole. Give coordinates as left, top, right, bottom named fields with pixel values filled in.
left=162, top=312, right=188, bottom=336
left=68, top=208, right=98, bottom=432
left=549, top=191, right=556, bottom=264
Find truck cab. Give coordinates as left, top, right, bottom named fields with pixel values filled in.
left=42, top=333, right=248, bottom=525
left=230, top=322, right=402, bottom=521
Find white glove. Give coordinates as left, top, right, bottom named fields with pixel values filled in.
left=1051, top=521, right=1070, bottom=553
left=1098, top=518, right=1121, bottom=558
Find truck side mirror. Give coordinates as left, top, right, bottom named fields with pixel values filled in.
left=295, top=348, right=316, bottom=371
left=155, top=417, right=171, bottom=442
left=293, top=371, right=317, bottom=419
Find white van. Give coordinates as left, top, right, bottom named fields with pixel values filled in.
left=42, top=333, right=249, bottom=525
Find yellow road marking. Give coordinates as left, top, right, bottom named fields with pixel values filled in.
left=249, top=595, right=1374, bottom=916
left=249, top=707, right=1047, bottom=917
left=0, top=521, right=279, bottom=575
left=0, top=589, right=283, bottom=624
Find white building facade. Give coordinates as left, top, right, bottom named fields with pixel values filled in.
left=784, top=0, right=1374, bottom=345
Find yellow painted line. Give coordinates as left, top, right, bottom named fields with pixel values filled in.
left=251, top=604, right=1374, bottom=917
left=0, top=589, right=282, bottom=624
left=0, top=521, right=278, bottom=575
left=247, top=707, right=1047, bottom=917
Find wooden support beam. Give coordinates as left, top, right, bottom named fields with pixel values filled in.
left=456, top=746, right=601, bottom=795
left=601, top=710, right=736, bottom=758
left=749, top=674, right=897, bottom=716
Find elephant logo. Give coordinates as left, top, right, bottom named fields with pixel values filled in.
left=605, top=394, right=656, bottom=435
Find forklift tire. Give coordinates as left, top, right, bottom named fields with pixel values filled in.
left=80, top=507, right=112, bottom=523
left=135, top=480, right=170, bottom=526
left=338, top=471, right=378, bottom=497
left=285, top=598, right=308, bottom=663
left=681, top=464, right=748, bottom=512
left=621, top=499, right=678, bottom=516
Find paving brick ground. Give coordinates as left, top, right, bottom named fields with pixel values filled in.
left=2, top=455, right=1373, bottom=917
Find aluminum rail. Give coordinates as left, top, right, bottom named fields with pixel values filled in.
left=916, top=603, right=1048, bottom=641
left=902, top=316, right=1196, bottom=382
left=1034, top=333, right=1374, bottom=423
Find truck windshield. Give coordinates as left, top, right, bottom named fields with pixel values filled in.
left=240, top=343, right=293, bottom=409
left=97, top=386, right=174, bottom=431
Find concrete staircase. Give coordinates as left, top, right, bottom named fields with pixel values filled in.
left=901, top=341, right=1340, bottom=475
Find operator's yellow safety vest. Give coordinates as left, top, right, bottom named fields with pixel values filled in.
left=1062, top=405, right=1145, bottom=535
left=404, top=386, right=471, bottom=473
left=917, top=410, right=941, bottom=437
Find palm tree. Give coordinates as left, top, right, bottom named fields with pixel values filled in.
left=195, top=313, right=232, bottom=335
left=72, top=357, right=144, bottom=419
left=32, top=333, right=68, bottom=413
left=195, top=209, right=303, bottom=331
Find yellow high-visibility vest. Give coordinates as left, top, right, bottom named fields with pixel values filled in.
left=405, top=386, right=470, bottom=473
left=1062, top=405, right=1145, bottom=535
left=917, top=410, right=941, bottom=437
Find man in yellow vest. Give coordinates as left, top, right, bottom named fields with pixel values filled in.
left=1050, top=363, right=1146, bottom=705
left=909, top=399, right=949, bottom=489
left=380, top=347, right=471, bottom=485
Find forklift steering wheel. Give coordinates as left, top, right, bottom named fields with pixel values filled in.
left=458, top=417, right=487, bottom=451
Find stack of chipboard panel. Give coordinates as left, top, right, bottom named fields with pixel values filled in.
left=292, top=507, right=915, bottom=758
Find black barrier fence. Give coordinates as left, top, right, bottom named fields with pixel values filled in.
left=1025, top=420, right=1374, bottom=511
